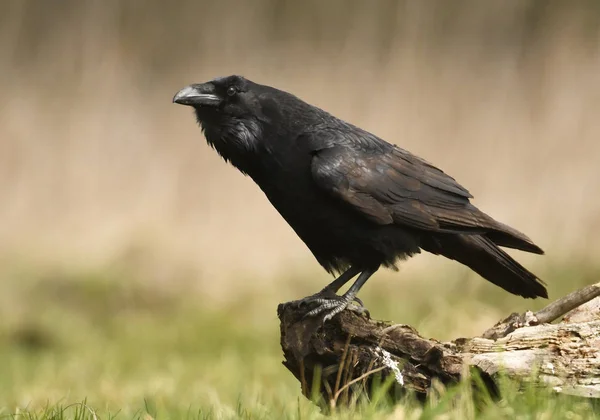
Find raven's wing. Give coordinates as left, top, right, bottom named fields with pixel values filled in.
left=310, top=143, right=479, bottom=231
left=307, top=129, right=543, bottom=253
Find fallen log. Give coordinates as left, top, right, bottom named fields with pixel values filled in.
left=278, top=283, right=600, bottom=411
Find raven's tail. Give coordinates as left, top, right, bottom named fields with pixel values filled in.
left=484, top=220, right=545, bottom=255
left=424, top=234, right=548, bottom=299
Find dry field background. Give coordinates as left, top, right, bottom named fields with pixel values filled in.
left=2, top=1, right=599, bottom=286
left=1, top=2, right=600, bottom=417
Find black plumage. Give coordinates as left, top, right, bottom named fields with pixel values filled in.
left=173, top=75, right=547, bottom=320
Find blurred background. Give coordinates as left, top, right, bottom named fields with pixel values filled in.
left=1, top=0, right=599, bottom=416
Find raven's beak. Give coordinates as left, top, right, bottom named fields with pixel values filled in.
left=172, top=83, right=221, bottom=107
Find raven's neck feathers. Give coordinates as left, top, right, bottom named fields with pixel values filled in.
left=199, top=115, right=263, bottom=176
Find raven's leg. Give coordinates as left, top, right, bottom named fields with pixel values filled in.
left=294, top=266, right=361, bottom=307
left=319, top=265, right=362, bottom=294
left=305, top=267, right=377, bottom=322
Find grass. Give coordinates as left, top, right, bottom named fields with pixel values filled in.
left=0, top=261, right=599, bottom=419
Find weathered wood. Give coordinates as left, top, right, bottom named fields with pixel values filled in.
left=481, top=282, right=600, bottom=340
left=278, top=283, right=600, bottom=410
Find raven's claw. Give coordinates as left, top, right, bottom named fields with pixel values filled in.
left=294, top=291, right=364, bottom=308
left=294, top=293, right=370, bottom=322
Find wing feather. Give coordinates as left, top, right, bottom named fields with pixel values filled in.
left=305, top=126, right=543, bottom=253
left=310, top=141, right=491, bottom=234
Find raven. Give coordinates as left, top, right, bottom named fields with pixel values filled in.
left=173, top=75, right=547, bottom=321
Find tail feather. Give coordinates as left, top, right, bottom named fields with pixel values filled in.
left=486, top=221, right=545, bottom=255
left=433, top=205, right=545, bottom=255
left=424, top=234, right=548, bottom=299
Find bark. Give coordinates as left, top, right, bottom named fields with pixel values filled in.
left=278, top=283, right=600, bottom=410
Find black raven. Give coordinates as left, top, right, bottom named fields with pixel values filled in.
left=173, top=75, right=547, bottom=321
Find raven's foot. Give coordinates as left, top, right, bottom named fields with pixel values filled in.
left=294, top=293, right=370, bottom=322
left=294, top=289, right=365, bottom=307
left=306, top=296, right=369, bottom=322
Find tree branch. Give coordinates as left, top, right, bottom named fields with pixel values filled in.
left=535, top=282, right=600, bottom=324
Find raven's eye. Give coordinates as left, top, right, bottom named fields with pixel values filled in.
left=227, top=86, right=237, bottom=96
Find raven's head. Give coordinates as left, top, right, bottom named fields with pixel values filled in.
left=173, top=75, right=263, bottom=120
left=173, top=75, right=269, bottom=161
left=174, top=75, right=321, bottom=173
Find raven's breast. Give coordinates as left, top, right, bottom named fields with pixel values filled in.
left=255, top=171, right=420, bottom=273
